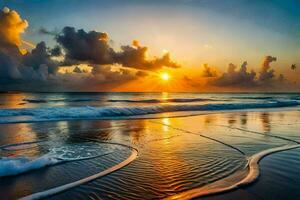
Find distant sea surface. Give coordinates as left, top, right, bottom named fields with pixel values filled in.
left=0, top=92, right=299, bottom=199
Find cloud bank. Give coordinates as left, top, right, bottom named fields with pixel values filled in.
left=206, top=57, right=292, bottom=90
left=56, top=27, right=180, bottom=70
left=0, top=7, right=297, bottom=92
left=0, top=8, right=180, bottom=91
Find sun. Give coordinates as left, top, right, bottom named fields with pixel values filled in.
left=160, top=72, right=170, bottom=81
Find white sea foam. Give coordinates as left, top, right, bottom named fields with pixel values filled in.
left=0, top=156, right=60, bottom=177
left=20, top=148, right=138, bottom=200
left=0, top=143, right=115, bottom=178
left=165, top=144, right=300, bottom=200
left=0, top=101, right=299, bottom=124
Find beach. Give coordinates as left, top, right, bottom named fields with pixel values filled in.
left=0, top=93, right=299, bottom=199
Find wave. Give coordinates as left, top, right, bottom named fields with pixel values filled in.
left=0, top=101, right=299, bottom=124
left=165, top=144, right=300, bottom=200
left=108, top=98, right=220, bottom=103
left=0, top=152, right=112, bottom=178
left=230, top=96, right=275, bottom=100
left=0, top=142, right=118, bottom=177
left=23, top=98, right=97, bottom=104
left=20, top=142, right=138, bottom=200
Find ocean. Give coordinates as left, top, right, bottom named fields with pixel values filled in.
left=0, top=92, right=300, bottom=199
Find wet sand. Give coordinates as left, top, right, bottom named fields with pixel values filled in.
left=199, top=147, right=300, bottom=200
left=0, top=109, right=300, bottom=199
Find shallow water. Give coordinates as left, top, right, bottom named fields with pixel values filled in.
left=0, top=93, right=300, bottom=199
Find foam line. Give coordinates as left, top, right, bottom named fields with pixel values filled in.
left=151, top=121, right=245, bottom=155
left=20, top=141, right=138, bottom=200
left=165, top=144, right=300, bottom=200
left=218, top=125, right=300, bottom=144
left=0, top=140, right=47, bottom=151
left=0, top=152, right=113, bottom=178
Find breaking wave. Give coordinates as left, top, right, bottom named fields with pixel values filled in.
left=20, top=141, right=138, bottom=200
left=0, top=100, right=299, bottom=124
left=108, top=98, right=220, bottom=103
left=0, top=142, right=118, bottom=177
left=23, top=98, right=97, bottom=104
left=0, top=152, right=112, bottom=178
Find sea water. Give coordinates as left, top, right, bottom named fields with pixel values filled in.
left=0, top=92, right=299, bottom=199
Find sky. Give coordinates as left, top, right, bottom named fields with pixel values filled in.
left=0, top=0, right=299, bottom=92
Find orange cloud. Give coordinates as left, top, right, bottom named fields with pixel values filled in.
left=0, top=7, right=28, bottom=47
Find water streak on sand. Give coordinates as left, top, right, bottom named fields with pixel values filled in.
left=20, top=140, right=138, bottom=200
left=165, top=144, right=300, bottom=200
left=0, top=140, right=47, bottom=151
left=218, top=125, right=300, bottom=144
left=153, top=121, right=300, bottom=199
left=151, top=121, right=245, bottom=155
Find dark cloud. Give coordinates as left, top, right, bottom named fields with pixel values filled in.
left=291, top=64, right=297, bottom=70
left=209, top=61, right=257, bottom=87
left=114, top=43, right=180, bottom=70
left=259, top=56, right=277, bottom=82
left=56, top=27, right=113, bottom=65
left=56, top=27, right=180, bottom=70
left=88, top=65, right=138, bottom=85
left=23, top=41, right=59, bottom=74
left=0, top=9, right=158, bottom=91
left=136, top=70, right=148, bottom=77
left=206, top=56, right=293, bottom=90
left=50, top=45, right=62, bottom=57
left=0, top=50, right=21, bottom=80
left=0, top=7, right=297, bottom=92
left=201, top=63, right=217, bottom=77
left=0, top=8, right=60, bottom=87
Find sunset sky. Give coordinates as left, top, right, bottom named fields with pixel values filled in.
left=0, top=0, right=299, bottom=92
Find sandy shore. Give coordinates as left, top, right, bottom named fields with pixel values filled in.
left=199, top=147, right=300, bottom=200
left=1, top=109, right=300, bottom=199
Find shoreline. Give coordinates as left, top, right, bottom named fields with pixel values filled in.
left=165, top=144, right=300, bottom=200
left=198, top=147, right=300, bottom=200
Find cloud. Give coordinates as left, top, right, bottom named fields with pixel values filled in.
left=114, top=42, right=180, bottom=70
left=23, top=41, right=59, bottom=74
left=0, top=7, right=296, bottom=92
left=56, top=27, right=113, bottom=65
left=0, top=9, right=157, bottom=91
left=201, top=63, right=217, bottom=77
left=209, top=61, right=257, bottom=87
left=0, top=8, right=59, bottom=85
left=205, top=56, right=294, bottom=90
left=259, top=56, right=277, bottom=82
left=56, top=27, right=180, bottom=70
left=0, top=50, right=22, bottom=80
left=0, top=7, right=28, bottom=47
left=50, top=45, right=62, bottom=57
left=136, top=70, right=148, bottom=77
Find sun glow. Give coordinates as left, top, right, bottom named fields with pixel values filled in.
left=160, top=72, right=170, bottom=81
